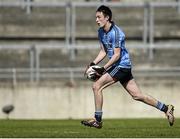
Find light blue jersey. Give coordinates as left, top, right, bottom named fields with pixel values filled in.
left=98, top=22, right=131, bottom=68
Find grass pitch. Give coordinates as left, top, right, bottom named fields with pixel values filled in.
left=0, top=118, right=179, bottom=138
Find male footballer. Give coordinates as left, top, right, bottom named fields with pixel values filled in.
left=81, top=5, right=174, bottom=129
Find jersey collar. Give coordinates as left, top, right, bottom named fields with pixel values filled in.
left=104, top=21, right=114, bottom=34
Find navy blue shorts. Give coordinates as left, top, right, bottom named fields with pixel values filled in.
left=107, top=66, right=133, bottom=85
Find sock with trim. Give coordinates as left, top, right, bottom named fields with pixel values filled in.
left=156, top=101, right=168, bottom=113
left=95, top=111, right=103, bottom=122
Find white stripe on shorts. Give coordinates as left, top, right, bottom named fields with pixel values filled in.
left=110, top=66, right=121, bottom=76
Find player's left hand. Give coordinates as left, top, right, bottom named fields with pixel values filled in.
left=92, top=66, right=106, bottom=75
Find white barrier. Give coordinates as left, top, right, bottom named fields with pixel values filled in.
left=0, top=82, right=179, bottom=119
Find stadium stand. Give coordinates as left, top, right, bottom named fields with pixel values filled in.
left=0, top=0, right=179, bottom=39
left=0, top=0, right=180, bottom=82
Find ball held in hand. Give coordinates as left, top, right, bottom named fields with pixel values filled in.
left=86, top=65, right=102, bottom=81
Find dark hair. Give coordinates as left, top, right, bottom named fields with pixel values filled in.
left=96, top=5, right=112, bottom=22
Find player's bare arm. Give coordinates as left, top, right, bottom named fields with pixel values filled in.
left=104, top=47, right=121, bottom=70
left=93, top=44, right=107, bottom=65
left=84, top=44, right=106, bottom=75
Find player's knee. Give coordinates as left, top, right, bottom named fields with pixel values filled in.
left=92, top=83, right=101, bottom=93
left=132, top=94, right=144, bottom=101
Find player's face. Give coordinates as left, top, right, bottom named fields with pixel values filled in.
left=96, top=12, right=108, bottom=27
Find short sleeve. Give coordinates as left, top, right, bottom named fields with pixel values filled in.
left=112, top=30, right=125, bottom=48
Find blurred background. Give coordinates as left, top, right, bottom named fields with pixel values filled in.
left=0, top=0, right=180, bottom=119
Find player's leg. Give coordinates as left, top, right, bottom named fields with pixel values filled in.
left=81, top=73, right=116, bottom=128
left=123, top=79, right=158, bottom=107
left=92, top=73, right=116, bottom=112
left=123, top=79, right=175, bottom=126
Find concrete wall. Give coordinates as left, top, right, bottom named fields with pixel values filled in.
left=0, top=83, right=179, bottom=119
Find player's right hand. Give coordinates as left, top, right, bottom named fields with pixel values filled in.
left=92, top=66, right=105, bottom=75
left=84, top=62, right=95, bottom=76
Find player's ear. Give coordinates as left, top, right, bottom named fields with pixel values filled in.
left=105, top=16, right=109, bottom=21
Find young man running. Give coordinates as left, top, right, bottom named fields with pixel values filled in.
left=81, top=5, right=174, bottom=129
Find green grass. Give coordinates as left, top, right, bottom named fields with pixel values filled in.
left=0, top=118, right=180, bottom=138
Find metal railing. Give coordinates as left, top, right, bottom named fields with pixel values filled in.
left=0, top=67, right=180, bottom=85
